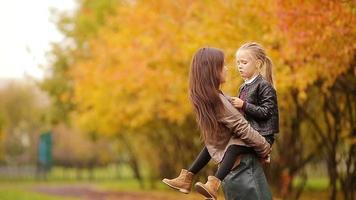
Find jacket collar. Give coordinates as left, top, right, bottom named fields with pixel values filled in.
left=239, top=74, right=263, bottom=92
left=245, top=74, right=262, bottom=86
left=245, top=74, right=259, bottom=84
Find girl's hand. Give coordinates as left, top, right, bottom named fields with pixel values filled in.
left=231, top=97, right=244, bottom=108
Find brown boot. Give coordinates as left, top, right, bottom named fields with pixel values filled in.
left=194, top=176, right=221, bottom=200
left=162, top=169, right=194, bottom=194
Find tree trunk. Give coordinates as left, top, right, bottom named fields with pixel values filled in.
left=121, top=134, right=144, bottom=189
left=327, top=146, right=338, bottom=200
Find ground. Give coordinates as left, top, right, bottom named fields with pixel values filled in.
left=0, top=180, right=338, bottom=200
left=33, top=184, right=200, bottom=200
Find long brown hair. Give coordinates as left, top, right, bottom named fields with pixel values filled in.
left=238, top=42, right=274, bottom=87
left=189, top=47, right=224, bottom=143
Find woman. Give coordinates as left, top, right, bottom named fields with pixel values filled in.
left=163, top=47, right=272, bottom=200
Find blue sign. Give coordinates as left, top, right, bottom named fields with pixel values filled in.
left=38, top=132, right=52, bottom=169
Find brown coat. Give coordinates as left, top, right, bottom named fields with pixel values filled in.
left=205, top=93, right=271, bottom=164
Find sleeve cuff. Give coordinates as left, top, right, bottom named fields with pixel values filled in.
left=242, top=101, right=247, bottom=111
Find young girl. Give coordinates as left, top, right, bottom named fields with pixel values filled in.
left=162, top=45, right=274, bottom=200
left=231, top=42, right=279, bottom=148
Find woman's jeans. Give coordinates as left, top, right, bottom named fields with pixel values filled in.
left=222, top=154, right=272, bottom=200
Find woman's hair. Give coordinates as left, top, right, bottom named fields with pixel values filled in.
left=189, top=47, right=224, bottom=143
left=237, top=42, right=274, bottom=86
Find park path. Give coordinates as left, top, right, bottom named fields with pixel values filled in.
left=33, top=184, right=201, bottom=200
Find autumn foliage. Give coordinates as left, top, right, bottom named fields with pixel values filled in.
left=37, top=0, right=356, bottom=199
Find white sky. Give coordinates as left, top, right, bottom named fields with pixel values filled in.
left=0, top=0, right=77, bottom=80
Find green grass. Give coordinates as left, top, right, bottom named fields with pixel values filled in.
left=0, top=184, right=78, bottom=200
left=293, top=176, right=339, bottom=191
left=43, top=165, right=134, bottom=180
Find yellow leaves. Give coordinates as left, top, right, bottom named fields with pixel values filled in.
left=69, top=0, right=338, bottom=137
left=48, top=0, right=356, bottom=139
left=59, top=92, right=71, bottom=103
left=297, top=91, right=307, bottom=102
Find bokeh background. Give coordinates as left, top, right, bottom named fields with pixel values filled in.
left=0, top=0, right=355, bottom=200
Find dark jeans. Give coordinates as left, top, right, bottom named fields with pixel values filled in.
left=222, top=154, right=272, bottom=200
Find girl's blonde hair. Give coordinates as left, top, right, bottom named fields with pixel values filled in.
left=237, top=42, right=274, bottom=86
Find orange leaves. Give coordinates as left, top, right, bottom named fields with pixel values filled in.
left=275, top=0, right=355, bottom=92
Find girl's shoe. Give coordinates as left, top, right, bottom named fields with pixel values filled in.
left=194, top=176, right=221, bottom=200
left=162, top=169, right=194, bottom=194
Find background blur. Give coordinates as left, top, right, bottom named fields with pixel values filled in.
left=0, top=0, right=354, bottom=200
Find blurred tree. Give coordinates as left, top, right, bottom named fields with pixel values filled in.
left=41, top=0, right=122, bottom=124
left=275, top=0, right=356, bottom=199
left=0, top=113, right=5, bottom=163
left=41, top=0, right=127, bottom=180
left=0, top=81, right=49, bottom=166
left=52, top=123, right=116, bottom=179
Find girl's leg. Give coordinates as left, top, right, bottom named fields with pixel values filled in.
left=215, top=145, right=254, bottom=180
left=188, top=146, right=211, bottom=174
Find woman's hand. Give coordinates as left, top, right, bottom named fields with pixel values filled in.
left=231, top=97, right=244, bottom=108
left=260, top=147, right=272, bottom=164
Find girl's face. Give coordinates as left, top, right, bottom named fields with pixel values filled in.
left=235, top=49, right=259, bottom=80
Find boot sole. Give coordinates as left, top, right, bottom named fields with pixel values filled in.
left=162, top=179, right=190, bottom=194
left=194, top=182, right=215, bottom=199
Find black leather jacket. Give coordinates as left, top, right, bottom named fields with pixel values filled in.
left=237, top=74, right=279, bottom=136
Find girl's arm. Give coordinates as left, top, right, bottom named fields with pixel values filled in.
left=243, top=83, right=277, bottom=120
left=218, top=94, right=271, bottom=158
